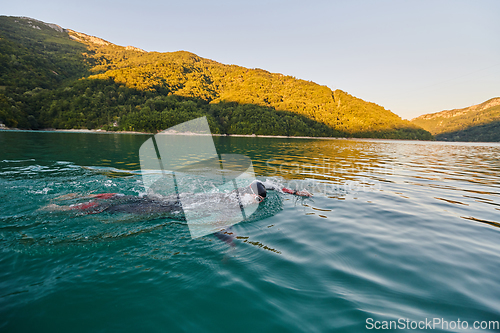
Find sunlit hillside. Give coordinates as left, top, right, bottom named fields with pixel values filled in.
left=0, top=16, right=432, bottom=139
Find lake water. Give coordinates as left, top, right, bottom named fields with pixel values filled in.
left=1, top=131, right=500, bottom=332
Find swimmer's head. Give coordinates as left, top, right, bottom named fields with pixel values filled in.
left=250, top=181, right=266, bottom=203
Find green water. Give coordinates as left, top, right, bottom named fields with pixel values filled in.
left=1, top=131, right=500, bottom=332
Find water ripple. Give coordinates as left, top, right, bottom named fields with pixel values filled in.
left=2, top=134, right=500, bottom=332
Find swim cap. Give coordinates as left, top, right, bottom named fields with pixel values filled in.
left=251, top=181, right=267, bottom=198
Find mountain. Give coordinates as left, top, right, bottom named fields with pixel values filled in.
left=0, top=16, right=433, bottom=140
left=411, top=98, right=500, bottom=142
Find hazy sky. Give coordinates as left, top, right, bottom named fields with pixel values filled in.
left=3, top=0, right=499, bottom=119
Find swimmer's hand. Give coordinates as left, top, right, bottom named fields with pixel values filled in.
left=296, top=190, right=312, bottom=197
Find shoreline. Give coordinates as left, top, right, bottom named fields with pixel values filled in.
left=0, top=127, right=151, bottom=135
left=0, top=127, right=385, bottom=141
left=1, top=126, right=434, bottom=142
left=0, top=126, right=351, bottom=139
left=2, top=127, right=499, bottom=144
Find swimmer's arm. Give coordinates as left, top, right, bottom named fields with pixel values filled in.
left=257, top=181, right=312, bottom=197
left=259, top=180, right=312, bottom=197
left=282, top=187, right=312, bottom=197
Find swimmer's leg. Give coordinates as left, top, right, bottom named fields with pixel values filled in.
left=40, top=200, right=102, bottom=213
left=39, top=203, right=72, bottom=211
left=53, top=192, right=119, bottom=201
left=53, top=193, right=82, bottom=201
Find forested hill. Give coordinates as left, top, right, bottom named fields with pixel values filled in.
left=411, top=98, right=500, bottom=142
left=0, top=16, right=432, bottom=139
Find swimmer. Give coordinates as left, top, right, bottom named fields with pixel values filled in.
left=42, top=180, right=311, bottom=247
left=42, top=180, right=312, bottom=215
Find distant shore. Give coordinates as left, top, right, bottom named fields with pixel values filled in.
left=0, top=126, right=439, bottom=142
left=0, top=126, right=354, bottom=140
left=0, top=127, right=151, bottom=135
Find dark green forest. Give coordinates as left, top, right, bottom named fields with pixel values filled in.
left=0, top=16, right=433, bottom=140
left=434, top=121, right=500, bottom=142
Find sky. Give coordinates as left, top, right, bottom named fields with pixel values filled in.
left=2, top=0, right=500, bottom=119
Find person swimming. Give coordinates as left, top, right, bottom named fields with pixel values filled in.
left=43, top=180, right=312, bottom=216
left=42, top=180, right=311, bottom=246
